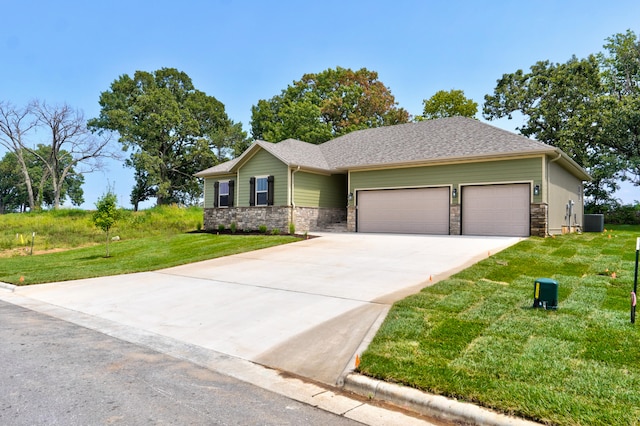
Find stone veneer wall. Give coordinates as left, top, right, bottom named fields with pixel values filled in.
left=449, top=204, right=461, bottom=235
left=204, top=206, right=346, bottom=233
left=530, top=203, right=548, bottom=237
left=347, top=206, right=356, bottom=232
left=293, top=207, right=346, bottom=232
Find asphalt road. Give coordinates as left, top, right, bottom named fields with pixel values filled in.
left=0, top=300, right=363, bottom=426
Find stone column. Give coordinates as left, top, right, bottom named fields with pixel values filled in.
left=530, top=203, right=548, bottom=237
left=347, top=206, right=356, bottom=232
left=449, top=204, right=461, bottom=235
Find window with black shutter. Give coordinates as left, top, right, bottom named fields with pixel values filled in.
left=249, top=177, right=256, bottom=206
left=256, top=177, right=268, bottom=206
left=219, top=181, right=230, bottom=207
left=228, top=180, right=235, bottom=207
left=267, top=175, right=274, bottom=206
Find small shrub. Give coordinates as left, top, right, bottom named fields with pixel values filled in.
left=288, top=223, right=296, bottom=235
left=196, top=221, right=202, bottom=231
left=271, top=228, right=280, bottom=235
left=217, top=224, right=225, bottom=232
left=258, top=225, right=268, bottom=234
left=0, top=237, right=13, bottom=250
left=230, top=222, right=237, bottom=233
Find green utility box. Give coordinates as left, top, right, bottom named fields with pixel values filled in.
left=533, top=278, right=558, bottom=310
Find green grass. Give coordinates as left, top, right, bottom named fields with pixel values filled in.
left=0, top=233, right=298, bottom=285
left=359, top=226, right=640, bottom=426
left=0, top=206, right=298, bottom=285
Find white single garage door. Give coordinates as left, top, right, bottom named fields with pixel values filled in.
left=462, top=184, right=530, bottom=237
left=357, top=187, right=450, bottom=234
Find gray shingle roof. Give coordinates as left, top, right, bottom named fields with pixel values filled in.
left=196, top=117, right=584, bottom=177
left=258, top=139, right=330, bottom=170
left=194, top=156, right=240, bottom=176
left=320, top=116, right=555, bottom=169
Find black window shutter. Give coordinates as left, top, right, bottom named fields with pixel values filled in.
left=267, top=175, right=274, bottom=206
left=228, top=180, right=235, bottom=207
left=213, top=181, right=219, bottom=208
left=249, top=177, right=256, bottom=206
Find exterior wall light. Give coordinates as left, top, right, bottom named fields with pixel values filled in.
left=534, top=185, right=540, bottom=196
left=348, top=192, right=353, bottom=201
left=452, top=188, right=457, bottom=198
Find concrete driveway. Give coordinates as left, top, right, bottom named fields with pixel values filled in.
left=4, top=233, right=520, bottom=385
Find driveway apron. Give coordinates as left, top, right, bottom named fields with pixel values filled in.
left=8, top=233, right=520, bottom=385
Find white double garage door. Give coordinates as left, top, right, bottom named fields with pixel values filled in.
left=357, top=184, right=530, bottom=237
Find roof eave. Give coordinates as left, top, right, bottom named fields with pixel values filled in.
left=194, top=141, right=266, bottom=177
left=339, top=150, right=557, bottom=172
left=289, top=164, right=338, bottom=175
left=551, top=148, right=592, bottom=181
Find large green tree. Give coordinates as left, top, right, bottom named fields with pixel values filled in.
left=250, top=67, right=410, bottom=144
left=483, top=32, right=640, bottom=206
left=597, top=30, right=640, bottom=185
left=0, top=151, right=23, bottom=213
left=419, top=89, right=478, bottom=120
left=0, top=146, right=84, bottom=212
left=88, top=68, right=248, bottom=208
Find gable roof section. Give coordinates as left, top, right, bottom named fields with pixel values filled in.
left=196, top=117, right=590, bottom=180
left=194, top=156, right=240, bottom=176
left=194, top=138, right=328, bottom=177
left=261, top=138, right=331, bottom=171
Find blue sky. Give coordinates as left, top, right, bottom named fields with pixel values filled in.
left=1, top=0, right=639, bottom=208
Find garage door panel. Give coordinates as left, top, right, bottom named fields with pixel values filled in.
left=462, top=184, right=530, bottom=237
left=358, top=187, right=449, bottom=234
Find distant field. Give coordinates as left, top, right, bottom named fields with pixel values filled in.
left=0, top=206, right=299, bottom=285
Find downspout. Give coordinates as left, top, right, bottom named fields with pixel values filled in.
left=291, top=166, right=300, bottom=228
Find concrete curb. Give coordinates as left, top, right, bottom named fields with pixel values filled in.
left=0, top=282, right=16, bottom=292
left=343, top=374, right=541, bottom=426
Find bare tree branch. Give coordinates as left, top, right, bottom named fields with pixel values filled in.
left=31, top=100, right=115, bottom=208
left=0, top=101, right=38, bottom=210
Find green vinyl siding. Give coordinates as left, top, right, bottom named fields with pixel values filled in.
left=294, top=172, right=347, bottom=208
left=350, top=157, right=543, bottom=204
left=237, top=149, right=289, bottom=207
left=547, top=160, right=584, bottom=233
left=203, top=174, right=236, bottom=208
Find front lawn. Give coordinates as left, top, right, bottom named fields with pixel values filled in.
left=0, top=233, right=299, bottom=285
left=359, top=226, right=640, bottom=426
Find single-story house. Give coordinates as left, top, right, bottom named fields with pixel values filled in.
left=195, top=116, right=590, bottom=237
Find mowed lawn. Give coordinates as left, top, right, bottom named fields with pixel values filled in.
left=359, top=226, right=640, bottom=426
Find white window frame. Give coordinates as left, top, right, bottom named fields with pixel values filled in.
left=255, top=176, right=268, bottom=206
left=218, top=180, right=230, bottom=208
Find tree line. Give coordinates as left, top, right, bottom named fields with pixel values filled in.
left=0, top=101, right=110, bottom=213
left=2, top=30, right=638, bottom=213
